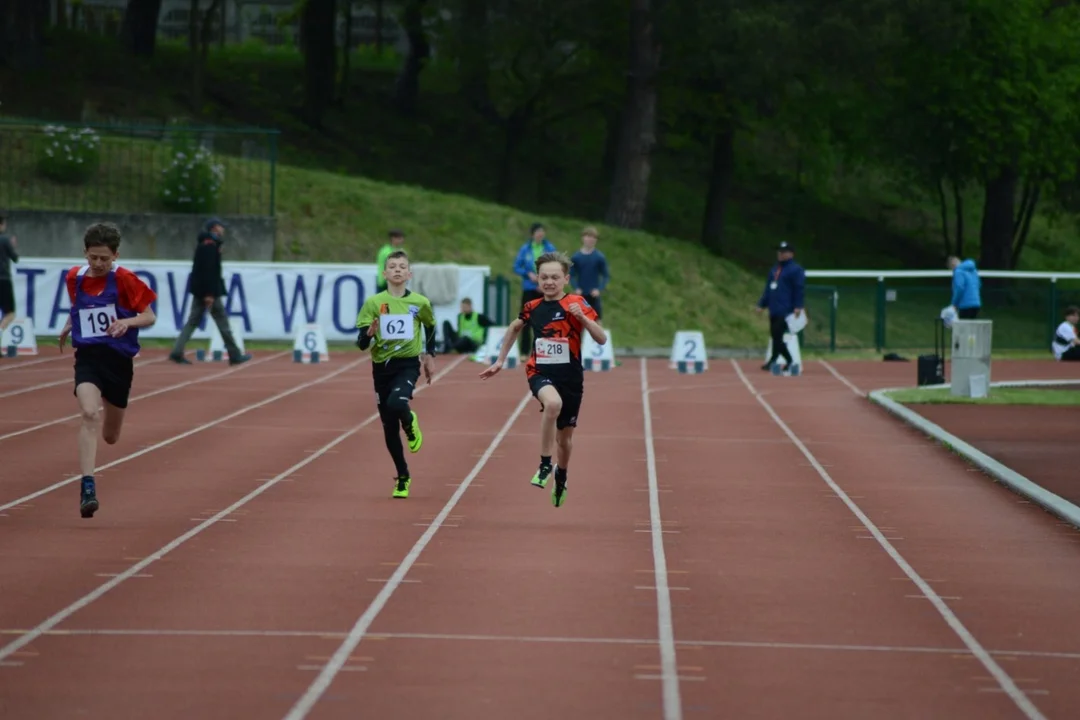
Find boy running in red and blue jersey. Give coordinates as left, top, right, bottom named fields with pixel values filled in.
left=58, top=223, right=158, bottom=518
left=479, top=251, right=606, bottom=508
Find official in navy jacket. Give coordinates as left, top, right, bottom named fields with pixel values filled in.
left=756, top=241, right=806, bottom=372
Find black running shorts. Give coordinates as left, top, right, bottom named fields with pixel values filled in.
left=528, top=374, right=583, bottom=430
left=73, top=345, right=135, bottom=409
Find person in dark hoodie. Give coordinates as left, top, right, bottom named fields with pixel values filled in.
left=756, top=241, right=806, bottom=375
left=947, top=256, right=982, bottom=319
left=168, top=219, right=250, bottom=365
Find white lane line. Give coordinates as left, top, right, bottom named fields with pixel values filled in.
left=0, top=355, right=67, bottom=372
left=8, top=627, right=1080, bottom=661
left=0, top=351, right=290, bottom=443
left=641, top=357, right=684, bottom=720
left=819, top=360, right=865, bottom=396
left=0, top=357, right=166, bottom=399
left=281, top=389, right=533, bottom=720
left=0, top=354, right=359, bottom=513
left=0, top=355, right=469, bottom=665
left=730, top=359, right=1047, bottom=720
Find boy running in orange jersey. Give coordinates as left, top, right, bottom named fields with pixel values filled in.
left=480, top=251, right=606, bottom=507
left=58, top=223, right=158, bottom=518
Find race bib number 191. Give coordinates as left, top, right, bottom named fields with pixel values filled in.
left=535, top=337, right=570, bottom=364
left=380, top=313, right=414, bottom=340
left=78, top=304, right=116, bottom=338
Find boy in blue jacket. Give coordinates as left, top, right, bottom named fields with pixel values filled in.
left=512, top=222, right=557, bottom=359
left=947, top=256, right=982, bottom=319
left=756, top=241, right=805, bottom=375
left=570, top=226, right=610, bottom=320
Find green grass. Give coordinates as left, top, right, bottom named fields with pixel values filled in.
left=4, top=31, right=1080, bottom=352
left=885, top=386, right=1080, bottom=405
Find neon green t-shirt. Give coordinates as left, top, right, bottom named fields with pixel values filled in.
left=356, top=289, right=436, bottom=363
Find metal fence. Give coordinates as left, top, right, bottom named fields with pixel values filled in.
left=800, top=270, right=1080, bottom=353
left=0, top=119, right=279, bottom=216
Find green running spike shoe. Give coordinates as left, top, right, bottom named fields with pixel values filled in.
left=531, top=464, right=553, bottom=488
left=551, top=477, right=568, bottom=508
left=403, top=411, right=423, bottom=453
left=392, top=475, right=411, bottom=499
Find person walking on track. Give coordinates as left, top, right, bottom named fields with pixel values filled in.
left=0, top=211, right=19, bottom=344
left=169, top=219, right=250, bottom=366
left=512, top=222, right=556, bottom=361
left=756, top=241, right=805, bottom=375
left=947, top=255, right=982, bottom=319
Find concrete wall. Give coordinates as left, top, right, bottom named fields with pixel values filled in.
left=3, top=210, right=276, bottom=261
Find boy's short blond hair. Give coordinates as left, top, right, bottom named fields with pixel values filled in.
left=535, top=251, right=572, bottom=276
left=582, top=226, right=599, bottom=238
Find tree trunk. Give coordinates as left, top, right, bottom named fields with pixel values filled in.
left=495, top=111, right=528, bottom=204
left=56, top=0, right=68, bottom=29
left=604, top=0, right=663, bottom=229
left=0, top=0, right=48, bottom=69
left=301, top=0, right=337, bottom=127
left=979, top=167, right=1018, bottom=270
left=699, top=125, right=735, bottom=255
left=394, top=0, right=429, bottom=115
left=458, top=0, right=491, bottom=114
left=338, top=0, right=352, bottom=104
left=121, top=0, right=163, bottom=57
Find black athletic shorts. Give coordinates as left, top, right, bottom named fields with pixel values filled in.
left=528, top=374, right=583, bottom=430
left=0, top=279, right=14, bottom=315
left=73, top=345, right=135, bottom=409
left=372, top=357, right=422, bottom=408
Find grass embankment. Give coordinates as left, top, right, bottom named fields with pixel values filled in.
left=884, top=386, right=1080, bottom=406
left=3, top=32, right=1080, bottom=351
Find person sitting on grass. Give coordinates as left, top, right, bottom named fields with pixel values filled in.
left=1052, top=306, right=1080, bottom=362
left=441, top=297, right=494, bottom=354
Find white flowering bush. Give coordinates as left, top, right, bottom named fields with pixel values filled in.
left=37, top=125, right=102, bottom=184
left=160, top=142, right=226, bottom=214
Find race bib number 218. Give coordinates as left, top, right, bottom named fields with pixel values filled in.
left=535, top=337, right=570, bottom=364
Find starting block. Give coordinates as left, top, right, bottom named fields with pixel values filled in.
left=671, top=330, right=708, bottom=374
left=472, top=326, right=517, bottom=368
left=293, top=323, right=329, bottom=363
left=582, top=328, right=615, bottom=371
left=1, top=318, right=38, bottom=357
left=196, top=317, right=246, bottom=362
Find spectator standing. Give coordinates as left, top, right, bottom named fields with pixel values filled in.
left=168, top=219, right=250, bottom=366
left=0, top=211, right=19, bottom=340
left=513, top=222, right=556, bottom=359
left=375, top=230, right=406, bottom=294
left=1052, top=306, right=1080, bottom=361
left=570, top=226, right=609, bottom=321
left=947, top=256, right=982, bottom=319
left=756, top=241, right=805, bottom=375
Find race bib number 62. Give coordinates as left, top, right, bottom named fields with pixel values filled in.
left=380, top=313, right=414, bottom=340
left=535, top=337, right=570, bottom=364
left=78, top=304, right=117, bottom=338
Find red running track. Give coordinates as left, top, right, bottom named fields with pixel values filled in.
left=1, top=356, right=1079, bottom=719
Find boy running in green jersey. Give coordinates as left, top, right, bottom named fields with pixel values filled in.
left=356, top=250, right=437, bottom=498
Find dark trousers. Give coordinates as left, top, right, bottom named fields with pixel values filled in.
left=171, top=297, right=243, bottom=360
left=518, top=289, right=544, bottom=356
left=958, top=307, right=980, bottom=319
left=1061, top=346, right=1080, bottom=361
left=441, top=320, right=481, bottom=354
left=765, top=314, right=793, bottom=367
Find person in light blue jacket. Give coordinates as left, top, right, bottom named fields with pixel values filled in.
left=513, top=222, right=557, bottom=358
left=947, top=256, right=982, bottom=319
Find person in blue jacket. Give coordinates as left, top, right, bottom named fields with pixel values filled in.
left=513, top=222, right=557, bottom=359
left=756, top=241, right=805, bottom=375
left=947, top=256, right=982, bottom=319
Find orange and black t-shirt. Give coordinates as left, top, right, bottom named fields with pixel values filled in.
left=519, top=294, right=599, bottom=385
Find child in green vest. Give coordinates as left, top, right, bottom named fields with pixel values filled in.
left=356, top=249, right=437, bottom=499
left=374, top=229, right=406, bottom=294
left=441, top=297, right=494, bottom=354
